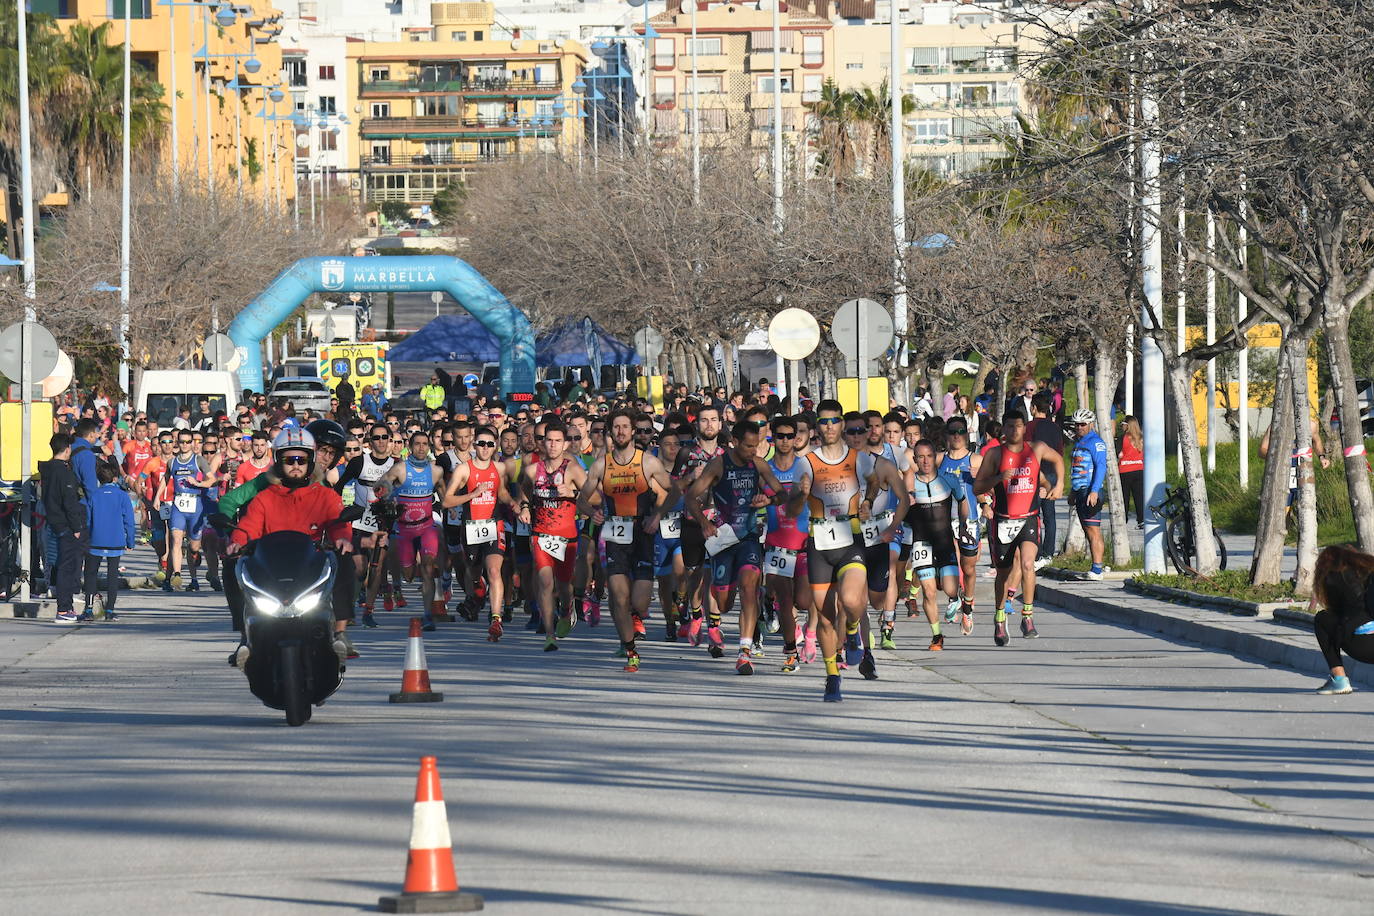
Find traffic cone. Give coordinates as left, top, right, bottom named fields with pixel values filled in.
left=378, top=756, right=483, bottom=913
left=389, top=618, right=444, bottom=703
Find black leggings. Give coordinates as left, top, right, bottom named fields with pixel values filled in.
left=1314, top=609, right=1374, bottom=670
left=1120, top=470, right=1146, bottom=524
left=1039, top=498, right=1059, bottom=557
left=83, top=554, right=119, bottom=610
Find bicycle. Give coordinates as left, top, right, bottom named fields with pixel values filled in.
left=1149, top=483, right=1228, bottom=576
left=0, top=489, right=26, bottom=600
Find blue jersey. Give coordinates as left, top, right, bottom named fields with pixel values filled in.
left=711, top=452, right=760, bottom=536
left=396, top=457, right=435, bottom=498
left=765, top=455, right=810, bottom=537
left=169, top=455, right=207, bottom=500
left=939, top=451, right=978, bottom=510
left=1070, top=431, right=1108, bottom=493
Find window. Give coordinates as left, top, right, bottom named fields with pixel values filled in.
left=801, top=34, right=823, bottom=66
left=422, top=96, right=459, bottom=116
left=843, top=55, right=863, bottom=71
left=912, top=118, right=949, bottom=141
left=319, top=131, right=338, bottom=151
left=684, top=74, right=723, bottom=95
left=109, top=0, right=152, bottom=18
left=370, top=102, right=391, bottom=118
left=474, top=31, right=484, bottom=41
left=653, top=37, right=674, bottom=68
left=653, top=75, right=675, bottom=106
left=961, top=84, right=992, bottom=106
left=423, top=140, right=451, bottom=161
left=318, top=96, right=337, bottom=114
left=801, top=74, right=822, bottom=102
left=451, top=31, right=467, bottom=41
left=318, top=65, right=336, bottom=80
left=951, top=46, right=986, bottom=69
left=370, top=142, right=391, bottom=164
left=286, top=58, right=308, bottom=87
left=907, top=47, right=942, bottom=72
left=686, top=37, right=722, bottom=56
left=369, top=66, right=391, bottom=82
left=757, top=74, right=793, bottom=93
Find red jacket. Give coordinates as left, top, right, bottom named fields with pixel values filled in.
left=231, top=482, right=351, bottom=548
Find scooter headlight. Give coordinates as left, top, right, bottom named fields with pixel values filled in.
left=289, top=588, right=324, bottom=615
left=251, top=594, right=283, bottom=615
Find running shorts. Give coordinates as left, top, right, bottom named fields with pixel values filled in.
left=990, top=515, right=1041, bottom=569
left=393, top=521, right=439, bottom=568
left=680, top=521, right=706, bottom=568
left=653, top=532, right=682, bottom=577
left=463, top=519, right=507, bottom=565
left=806, top=540, right=866, bottom=587
left=532, top=532, right=578, bottom=583
left=169, top=504, right=206, bottom=540
left=863, top=542, right=891, bottom=593
left=1072, top=490, right=1103, bottom=527
left=709, top=537, right=762, bottom=589
left=604, top=530, right=655, bottom=581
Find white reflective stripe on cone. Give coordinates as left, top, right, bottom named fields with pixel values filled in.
left=404, top=637, right=428, bottom=671
left=408, top=799, right=453, bottom=850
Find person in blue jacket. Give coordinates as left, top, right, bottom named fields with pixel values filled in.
left=82, top=459, right=136, bottom=621
left=1069, top=409, right=1110, bottom=580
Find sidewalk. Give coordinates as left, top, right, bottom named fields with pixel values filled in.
left=1036, top=576, right=1356, bottom=687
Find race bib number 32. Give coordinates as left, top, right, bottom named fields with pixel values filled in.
left=536, top=534, right=568, bottom=560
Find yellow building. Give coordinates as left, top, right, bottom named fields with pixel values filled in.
left=831, top=11, right=1033, bottom=176
left=349, top=3, right=591, bottom=204
left=637, top=0, right=834, bottom=150
left=23, top=0, right=294, bottom=206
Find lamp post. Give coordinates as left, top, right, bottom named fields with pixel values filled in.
left=625, top=0, right=657, bottom=149
left=189, top=0, right=242, bottom=200
left=219, top=53, right=264, bottom=196
left=688, top=0, right=700, bottom=205
left=889, top=0, right=909, bottom=405
left=291, top=105, right=349, bottom=226
left=120, top=0, right=132, bottom=405
left=588, top=39, right=635, bottom=157
left=254, top=86, right=292, bottom=215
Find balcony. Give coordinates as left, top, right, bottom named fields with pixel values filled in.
left=677, top=54, right=732, bottom=71
left=361, top=78, right=465, bottom=95
left=749, top=91, right=798, bottom=109
left=360, top=116, right=557, bottom=138
left=359, top=78, right=561, bottom=97
left=362, top=151, right=513, bottom=169
left=747, top=50, right=799, bottom=71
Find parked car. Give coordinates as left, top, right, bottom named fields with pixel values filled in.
left=943, top=358, right=980, bottom=378
left=268, top=376, right=332, bottom=414
left=1358, top=378, right=1374, bottom=435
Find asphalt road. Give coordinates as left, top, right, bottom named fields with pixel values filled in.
left=1, top=558, right=1369, bottom=915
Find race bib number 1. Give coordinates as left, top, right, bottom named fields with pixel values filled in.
left=861, top=511, right=893, bottom=547
left=465, top=519, right=497, bottom=545
left=537, top=534, right=568, bottom=560
left=764, top=547, right=797, bottom=578
left=603, top=516, right=635, bottom=545
left=811, top=517, right=854, bottom=551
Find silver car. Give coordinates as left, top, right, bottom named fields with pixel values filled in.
left=268, top=376, right=333, bottom=414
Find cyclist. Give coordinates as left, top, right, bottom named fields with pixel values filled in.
left=1068, top=409, right=1110, bottom=580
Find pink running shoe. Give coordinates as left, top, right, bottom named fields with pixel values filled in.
left=801, top=630, right=818, bottom=664
left=583, top=596, right=602, bottom=627
left=706, top=625, right=725, bottom=658
left=688, top=615, right=703, bottom=646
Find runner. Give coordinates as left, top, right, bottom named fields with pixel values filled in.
left=906, top=440, right=972, bottom=650
left=973, top=411, right=1065, bottom=645
left=685, top=419, right=795, bottom=675
left=577, top=410, right=677, bottom=672
left=852, top=411, right=913, bottom=653
left=653, top=423, right=688, bottom=640
left=518, top=420, right=589, bottom=650
left=375, top=430, right=446, bottom=630
left=763, top=415, right=812, bottom=672
left=672, top=405, right=725, bottom=645
left=508, top=421, right=542, bottom=632
left=939, top=417, right=987, bottom=635
left=338, top=422, right=396, bottom=623
left=442, top=425, right=517, bottom=641
left=160, top=429, right=217, bottom=592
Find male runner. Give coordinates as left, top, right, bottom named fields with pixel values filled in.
left=518, top=421, right=589, bottom=650
left=939, top=417, right=986, bottom=635
left=161, top=429, right=217, bottom=591
left=1068, top=409, right=1110, bottom=580
left=443, top=425, right=516, bottom=640
left=851, top=412, right=912, bottom=652
left=652, top=424, right=688, bottom=640
left=376, top=430, right=445, bottom=630
left=338, top=422, right=396, bottom=621
left=973, top=411, right=1065, bottom=644
left=906, top=440, right=971, bottom=650
left=763, top=415, right=812, bottom=672
left=686, top=420, right=795, bottom=675
left=672, top=404, right=725, bottom=644
left=578, top=410, right=676, bottom=671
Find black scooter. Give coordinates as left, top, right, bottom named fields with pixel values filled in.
left=211, top=507, right=362, bottom=726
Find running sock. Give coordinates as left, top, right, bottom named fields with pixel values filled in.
left=784, top=641, right=797, bottom=653
left=691, top=607, right=704, bottom=620
left=621, top=639, right=636, bottom=654
left=845, top=621, right=860, bottom=637
left=824, top=655, right=840, bottom=676
left=708, top=612, right=722, bottom=629
left=1090, top=563, right=1103, bottom=574
left=930, top=621, right=941, bottom=637
left=881, top=609, right=896, bottom=625
left=994, top=607, right=1007, bottom=623
left=739, top=637, right=751, bottom=652
left=1022, top=604, right=1034, bottom=616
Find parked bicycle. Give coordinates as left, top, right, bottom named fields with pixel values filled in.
left=0, top=486, right=25, bottom=600
left=1149, top=483, right=1228, bottom=576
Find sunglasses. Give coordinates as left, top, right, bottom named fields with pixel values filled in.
left=371, top=434, right=389, bottom=441
left=634, top=428, right=653, bottom=435
left=774, top=431, right=797, bottom=439
left=475, top=440, right=496, bottom=448
left=346, top=446, right=361, bottom=453
left=178, top=439, right=194, bottom=445
left=569, top=435, right=582, bottom=442
left=844, top=427, right=866, bottom=436
left=817, top=417, right=842, bottom=425
left=280, top=455, right=310, bottom=466
left=948, top=427, right=968, bottom=435
left=441, top=439, right=454, bottom=446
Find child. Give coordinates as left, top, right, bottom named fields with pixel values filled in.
left=83, top=459, right=136, bottom=621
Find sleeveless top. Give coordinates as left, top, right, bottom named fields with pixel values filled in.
left=464, top=460, right=501, bottom=522
left=531, top=459, right=577, bottom=538
left=395, top=457, right=436, bottom=527
left=712, top=451, right=760, bottom=536
left=806, top=446, right=861, bottom=532
left=602, top=449, right=651, bottom=518
left=765, top=455, right=810, bottom=550
left=993, top=444, right=1041, bottom=520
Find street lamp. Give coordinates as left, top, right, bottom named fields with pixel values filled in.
left=588, top=39, right=635, bottom=157
left=291, top=104, right=349, bottom=226
left=253, top=85, right=295, bottom=215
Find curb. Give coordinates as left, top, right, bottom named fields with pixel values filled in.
left=1041, top=567, right=1135, bottom=582
left=1123, top=578, right=1304, bottom=619
left=1037, top=581, right=1374, bottom=690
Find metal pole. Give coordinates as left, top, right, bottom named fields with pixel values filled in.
left=1125, top=325, right=1134, bottom=415
left=168, top=0, right=179, bottom=194
left=261, top=106, right=270, bottom=217
left=591, top=83, right=600, bottom=172
left=17, top=0, right=36, bottom=602
left=310, top=162, right=317, bottom=225
left=1205, top=206, right=1217, bottom=472
left=234, top=61, right=243, bottom=196
left=689, top=0, right=700, bottom=206
left=770, top=0, right=783, bottom=234
left=643, top=2, right=651, bottom=149
left=1176, top=191, right=1186, bottom=466
left=889, top=3, right=909, bottom=406
left=203, top=5, right=214, bottom=199
left=858, top=301, right=869, bottom=412
left=120, top=0, right=132, bottom=405
left=790, top=358, right=801, bottom=414
left=1140, top=82, right=1167, bottom=574
left=1238, top=191, right=1249, bottom=488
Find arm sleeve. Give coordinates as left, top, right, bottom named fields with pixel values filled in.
left=219, top=476, right=267, bottom=520
left=1091, top=438, right=1108, bottom=492
left=321, top=489, right=351, bottom=543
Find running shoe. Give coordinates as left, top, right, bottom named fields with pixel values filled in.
left=161, top=577, right=173, bottom=593
left=993, top=618, right=1009, bottom=647
left=1021, top=614, right=1038, bottom=639
left=1033, top=557, right=1050, bottom=571
left=331, top=635, right=350, bottom=664
left=928, top=633, right=944, bottom=652
left=342, top=632, right=360, bottom=660
left=76, top=610, right=96, bottom=623
left=1085, top=569, right=1105, bottom=581
left=232, top=643, right=250, bottom=669
left=944, top=596, right=962, bottom=624
left=103, top=610, right=118, bottom=621
left=394, top=592, right=408, bottom=608
left=525, top=609, right=540, bottom=631
left=1317, top=675, right=1353, bottom=695
left=858, top=649, right=878, bottom=680
left=706, top=625, right=725, bottom=658
left=823, top=674, right=843, bottom=702
left=879, top=624, right=896, bottom=651
left=362, top=611, right=378, bottom=629
left=765, top=608, right=781, bottom=635
left=801, top=631, right=818, bottom=664
left=631, top=613, right=646, bottom=638
left=665, top=616, right=679, bottom=642
left=781, top=651, right=800, bottom=673
left=383, top=592, right=395, bottom=612
left=208, top=575, right=223, bottom=592
left=677, top=617, right=692, bottom=640
left=487, top=616, right=503, bottom=642
left=960, top=609, right=973, bottom=637
left=555, top=612, right=575, bottom=639
left=688, top=616, right=704, bottom=647
left=171, top=573, right=182, bottom=590
left=357, top=595, right=369, bottom=611
left=584, top=596, right=602, bottom=627
left=624, top=649, right=640, bottom=672
left=844, top=630, right=864, bottom=666
left=422, top=616, right=437, bottom=633
left=187, top=578, right=200, bottom=592
left=736, top=651, right=754, bottom=676
left=751, top=637, right=765, bottom=658
left=543, top=637, right=559, bottom=652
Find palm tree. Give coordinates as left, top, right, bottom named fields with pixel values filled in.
left=810, top=78, right=858, bottom=181
left=846, top=79, right=915, bottom=174
left=0, top=12, right=68, bottom=258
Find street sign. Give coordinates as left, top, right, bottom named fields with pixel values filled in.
left=40, top=349, right=73, bottom=398
left=831, top=298, right=893, bottom=360
left=462, top=373, right=479, bottom=388
left=204, top=332, right=236, bottom=368
left=633, top=326, right=664, bottom=366
left=431, top=290, right=444, bottom=317
left=0, top=321, right=58, bottom=381
left=767, top=308, right=821, bottom=360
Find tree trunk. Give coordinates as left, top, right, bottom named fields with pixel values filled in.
left=1250, top=332, right=1296, bottom=585
left=993, top=359, right=1011, bottom=423
left=1290, top=338, right=1318, bottom=597
left=973, top=359, right=994, bottom=412
left=1321, top=304, right=1374, bottom=551
left=924, top=364, right=944, bottom=415
left=1064, top=506, right=1086, bottom=554
left=1074, top=362, right=1091, bottom=418
left=1094, top=341, right=1133, bottom=566
left=671, top=340, right=689, bottom=388
left=1164, top=351, right=1220, bottom=574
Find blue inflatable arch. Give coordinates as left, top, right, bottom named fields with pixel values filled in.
left=226, top=255, right=536, bottom=398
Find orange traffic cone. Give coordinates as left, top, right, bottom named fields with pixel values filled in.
left=389, top=618, right=444, bottom=703
left=378, top=756, right=483, bottom=913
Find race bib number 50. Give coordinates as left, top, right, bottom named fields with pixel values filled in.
left=764, top=547, right=797, bottom=578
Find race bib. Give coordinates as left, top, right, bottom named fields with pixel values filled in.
left=764, top=547, right=797, bottom=578
left=354, top=507, right=379, bottom=533
left=446, top=506, right=464, bottom=526
left=997, top=518, right=1028, bottom=543
left=811, top=516, right=854, bottom=550
left=603, top=515, right=635, bottom=545
left=536, top=533, right=568, bottom=560
left=861, top=511, right=893, bottom=547
left=1288, top=464, right=1299, bottom=491
left=158, top=504, right=172, bottom=520
left=465, top=518, right=497, bottom=545
left=173, top=492, right=199, bottom=514
left=704, top=524, right=740, bottom=556
left=658, top=511, right=682, bottom=540
left=910, top=540, right=934, bottom=568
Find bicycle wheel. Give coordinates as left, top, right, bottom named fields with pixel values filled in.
left=1164, top=516, right=1196, bottom=575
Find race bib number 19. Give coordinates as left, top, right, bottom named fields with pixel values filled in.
left=465, top=519, right=497, bottom=545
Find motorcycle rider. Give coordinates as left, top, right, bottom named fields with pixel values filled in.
left=224, top=429, right=355, bottom=669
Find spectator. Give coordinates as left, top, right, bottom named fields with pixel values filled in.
left=1007, top=376, right=1037, bottom=422
left=957, top=394, right=980, bottom=444
left=1310, top=545, right=1374, bottom=695
left=335, top=377, right=355, bottom=413
left=1028, top=392, right=1065, bottom=564
left=1118, top=415, right=1146, bottom=528
left=361, top=385, right=387, bottom=421
left=70, top=418, right=101, bottom=503
left=82, top=460, right=136, bottom=621
left=42, top=433, right=87, bottom=622
left=942, top=383, right=960, bottom=419
left=420, top=373, right=446, bottom=411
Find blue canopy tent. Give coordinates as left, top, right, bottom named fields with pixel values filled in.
left=385, top=314, right=501, bottom=363
left=536, top=317, right=639, bottom=367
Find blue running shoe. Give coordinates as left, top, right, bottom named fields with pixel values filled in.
left=844, top=630, right=864, bottom=666
left=823, top=674, right=843, bottom=702
left=1317, top=675, right=1353, bottom=695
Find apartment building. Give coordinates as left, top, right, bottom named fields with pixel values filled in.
left=349, top=3, right=591, bottom=203
left=638, top=0, right=834, bottom=149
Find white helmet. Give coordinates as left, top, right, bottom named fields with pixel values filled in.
left=272, top=428, right=317, bottom=487
left=1071, top=408, right=1096, bottom=425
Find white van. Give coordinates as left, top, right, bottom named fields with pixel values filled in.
left=137, top=370, right=241, bottom=427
